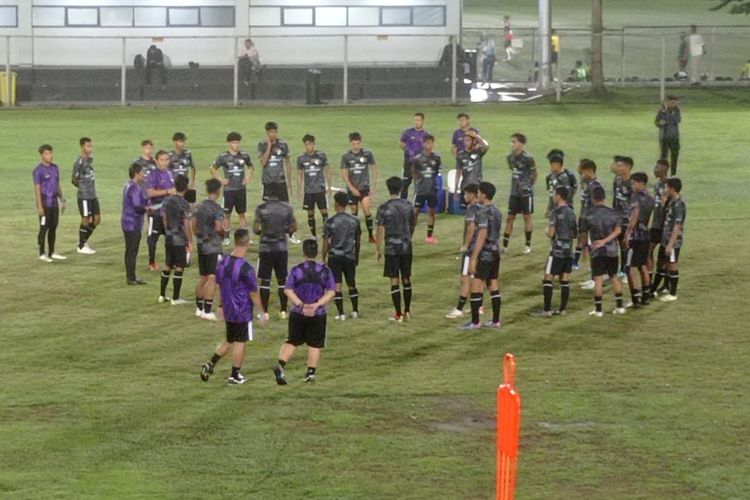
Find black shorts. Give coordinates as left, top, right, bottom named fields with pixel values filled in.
left=303, top=192, right=328, bottom=211
left=225, top=321, right=251, bottom=343
left=263, top=183, right=289, bottom=202
left=198, top=252, right=219, bottom=276
left=148, top=213, right=165, bottom=236
left=258, top=251, right=288, bottom=281
left=223, top=189, right=247, bottom=215
left=658, top=246, right=681, bottom=264
left=475, top=256, right=500, bottom=281
left=545, top=254, right=573, bottom=276
left=508, top=195, right=534, bottom=215
left=551, top=52, right=559, bottom=64
left=649, top=228, right=663, bottom=246
left=414, top=193, right=438, bottom=209
left=287, top=312, right=327, bottom=348
left=328, top=256, right=357, bottom=285
left=77, top=198, right=100, bottom=217
left=348, top=187, right=371, bottom=205
left=383, top=252, right=412, bottom=279
left=165, top=243, right=187, bottom=269
left=626, top=240, right=650, bottom=268
left=591, top=255, right=619, bottom=277
left=185, top=189, right=197, bottom=204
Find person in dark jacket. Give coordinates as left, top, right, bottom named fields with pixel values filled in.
left=145, top=44, right=167, bottom=85
left=655, top=95, right=681, bottom=176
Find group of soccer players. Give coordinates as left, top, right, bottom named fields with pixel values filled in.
left=32, top=111, right=686, bottom=384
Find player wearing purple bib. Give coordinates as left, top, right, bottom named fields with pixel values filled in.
left=33, top=144, right=67, bottom=262
left=451, top=112, right=479, bottom=158
left=399, top=112, right=429, bottom=199
left=122, top=163, right=148, bottom=284
left=146, top=150, right=176, bottom=271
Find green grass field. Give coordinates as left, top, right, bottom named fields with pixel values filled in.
left=1, top=100, right=749, bottom=499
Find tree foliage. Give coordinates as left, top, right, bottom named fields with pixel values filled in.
left=710, top=0, right=750, bottom=14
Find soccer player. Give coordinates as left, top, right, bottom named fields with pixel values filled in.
left=450, top=112, right=479, bottom=158
left=323, top=191, right=361, bottom=321
left=253, top=190, right=298, bottom=319
left=375, top=177, right=416, bottom=323
left=412, top=133, right=442, bottom=243
left=273, top=239, right=336, bottom=385
left=193, top=178, right=226, bottom=321
left=454, top=131, right=489, bottom=205
left=169, top=132, right=196, bottom=204
left=656, top=178, right=686, bottom=302
left=535, top=186, right=578, bottom=317
left=655, top=95, right=681, bottom=175
left=341, top=132, right=378, bottom=243
left=297, top=134, right=331, bottom=238
left=122, top=163, right=147, bottom=285
left=574, top=159, right=602, bottom=272
left=504, top=133, right=537, bottom=254
left=623, top=172, right=655, bottom=307
left=446, top=183, right=480, bottom=319
left=71, top=137, right=99, bottom=255
left=647, top=159, right=670, bottom=297
left=159, top=176, right=192, bottom=305
left=580, top=186, right=625, bottom=317
left=33, top=144, right=66, bottom=262
left=133, top=139, right=156, bottom=188
left=612, top=156, right=634, bottom=277
left=259, top=122, right=293, bottom=209
left=399, top=112, right=429, bottom=198
left=200, top=229, right=266, bottom=385
left=146, top=150, right=176, bottom=271
left=210, top=132, right=254, bottom=246
left=544, top=149, right=577, bottom=216
left=462, top=181, right=503, bottom=330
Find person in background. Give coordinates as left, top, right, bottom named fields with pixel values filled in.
left=451, top=112, right=479, bottom=158
left=238, top=38, right=262, bottom=85
left=72, top=137, right=99, bottom=255
left=740, top=59, right=750, bottom=80
left=677, top=33, right=690, bottom=73
left=503, top=16, right=514, bottom=61
left=34, top=144, right=66, bottom=263
left=122, top=163, right=147, bottom=285
left=399, top=112, right=429, bottom=199
left=478, top=33, right=496, bottom=82
left=169, top=132, right=196, bottom=205
left=570, top=61, right=589, bottom=81
left=145, top=44, right=166, bottom=85
left=655, top=95, right=681, bottom=176
left=688, top=25, right=705, bottom=83
left=550, top=30, right=560, bottom=76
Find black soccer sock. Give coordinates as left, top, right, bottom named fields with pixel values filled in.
left=321, top=212, right=328, bottom=225
left=365, top=215, right=374, bottom=238
left=502, top=234, right=510, bottom=248
left=470, top=292, right=483, bottom=324
left=574, top=247, right=582, bottom=265
left=231, top=366, right=241, bottom=378
left=173, top=271, right=183, bottom=300
left=594, top=295, right=603, bottom=313
left=456, top=295, right=467, bottom=311
left=38, top=224, right=48, bottom=255
left=79, top=224, right=89, bottom=248
left=390, top=285, right=402, bottom=315
left=403, top=282, right=412, bottom=314
left=204, top=300, right=213, bottom=314
left=260, top=279, right=271, bottom=312
left=560, top=281, right=570, bottom=311
left=349, top=287, right=359, bottom=312
left=427, top=225, right=434, bottom=238
left=308, top=216, right=316, bottom=237
left=615, top=293, right=623, bottom=309
left=196, top=298, right=204, bottom=311
left=490, top=291, right=502, bottom=323
left=148, top=234, right=158, bottom=264
left=48, top=226, right=56, bottom=255
left=543, top=279, right=554, bottom=312
left=525, top=231, right=532, bottom=247
left=278, top=283, right=288, bottom=312
left=669, top=271, right=679, bottom=296
left=160, top=271, right=170, bottom=297
left=87, top=223, right=96, bottom=241
left=306, top=367, right=316, bottom=376
left=277, top=359, right=286, bottom=367
left=210, top=353, right=221, bottom=365
left=334, top=291, right=344, bottom=315
left=651, top=271, right=664, bottom=292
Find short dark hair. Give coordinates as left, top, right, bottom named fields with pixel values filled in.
left=79, top=137, right=91, bottom=147
left=666, top=178, right=682, bottom=192
left=414, top=112, right=425, bottom=119
left=226, top=132, right=242, bottom=142
left=141, top=139, right=153, bottom=147
left=302, top=134, right=315, bottom=143
left=547, top=148, right=565, bottom=164
left=463, top=183, right=479, bottom=195
left=234, top=228, right=251, bottom=246
left=555, top=186, right=569, bottom=199
left=174, top=176, right=189, bottom=193
left=511, top=133, right=527, bottom=144
left=172, top=132, right=186, bottom=142
left=302, top=239, right=318, bottom=258
left=265, top=121, right=278, bottom=131
left=620, top=156, right=634, bottom=168
left=155, top=149, right=169, bottom=160
left=38, top=144, right=53, bottom=154
left=348, top=132, right=362, bottom=142
left=579, top=158, right=597, bottom=172
left=386, top=176, right=403, bottom=195
left=423, top=134, right=435, bottom=143
left=592, top=186, right=606, bottom=201
left=478, top=181, right=496, bottom=200
left=630, top=172, right=648, bottom=184
left=129, top=163, right=143, bottom=179
left=655, top=158, right=670, bottom=169
left=334, top=191, right=349, bottom=207
left=205, top=178, right=222, bottom=194
left=457, top=112, right=469, bottom=119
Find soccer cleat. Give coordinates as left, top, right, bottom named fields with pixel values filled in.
left=484, top=320, right=502, bottom=328
left=39, top=254, right=53, bottom=263
left=403, top=312, right=411, bottom=321
left=279, top=311, right=287, bottom=320
left=350, top=311, right=359, bottom=319
left=572, top=263, right=581, bottom=271
left=333, top=314, right=346, bottom=321
left=588, top=310, right=604, bottom=318
left=201, top=312, right=218, bottom=321
left=50, top=253, right=67, bottom=260
left=531, top=310, right=553, bottom=318
left=223, top=237, right=231, bottom=246
left=459, top=321, right=482, bottom=331
left=303, top=373, right=316, bottom=383
left=553, top=309, right=567, bottom=316
left=580, top=280, right=595, bottom=290
left=522, top=245, right=532, bottom=254
left=148, top=262, right=160, bottom=272
left=158, top=296, right=168, bottom=303
left=127, top=278, right=147, bottom=285
left=273, top=364, right=288, bottom=385
left=389, top=313, right=404, bottom=323
left=77, top=245, right=95, bottom=255
left=613, top=307, right=627, bottom=315
left=195, top=307, right=203, bottom=317
left=171, top=298, right=189, bottom=306
left=200, top=362, right=214, bottom=382
left=289, top=234, right=301, bottom=245
left=425, top=236, right=439, bottom=244
left=227, top=373, right=247, bottom=385
left=445, top=308, right=465, bottom=319
left=659, top=294, right=678, bottom=302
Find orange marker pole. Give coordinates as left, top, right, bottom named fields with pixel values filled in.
left=497, top=353, right=521, bottom=500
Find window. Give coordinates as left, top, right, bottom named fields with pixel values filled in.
left=134, top=7, right=167, bottom=27
left=315, top=7, right=346, bottom=26
left=201, top=7, right=234, bottom=27
left=32, top=7, right=66, bottom=27
left=413, top=6, right=445, bottom=26
left=100, top=7, right=133, bottom=27
left=168, top=7, right=199, bottom=26
left=0, top=6, right=17, bottom=27
left=381, top=7, right=411, bottom=26
left=67, top=8, right=98, bottom=27
left=283, top=8, right=313, bottom=26
left=348, top=7, right=378, bottom=26
left=249, top=7, right=281, bottom=27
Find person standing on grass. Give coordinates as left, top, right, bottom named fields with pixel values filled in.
left=612, top=156, right=634, bottom=278
left=341, top=132, right=378, bottom=243
left=504, top=133, right=537, bottom=255
left=33, top=144, right=66, bottom=263
left=688, top=25, right=704, bottom=83
left=210, top=132, right=254, bottom=246
left=71, top=137, right=99, bottom=255
left=654, top=178, right=686, bottom=303
left=454, top=131, right=489, bottom=208
left=655, top=95, right=681, bottom=176
left=375, top=177, right=416, bottom=323
left=146, top=150, right=176, bottom=271
left=323, top=191, right=362, bottom=321
left=450, top=112, right=479, bottom=158
left=503, top=16, right=513, bottom=61
left=580, top=186, right=625, bottom=317
left=574, top=159, right=602, bottom=274
left=544, top=149, right=577, bottom=217
left=623, top=172, right=655, bottom=308
left=193, top=178, right=226, bottom=321
left=133, top=139, right=156, bottom=188
left=122, top=163, right=148, bottom=285
left=297, top=134, right=332, bottom=239
left=259, top=122, right=298, bottom=247
left=169, top=132, right=196, bottom=205
left=159, top=175, right=192, bottom=305
left=200, top=229, right=266, bottom=386
left=647, top=159, right=670, bottom=297
left=446, top=183, right=480, bottom=320
left=411, top=133, right=441, bottom=244
left=273, top=239, right=336, bottom=385
left=399, top=112, right=429, bottom=199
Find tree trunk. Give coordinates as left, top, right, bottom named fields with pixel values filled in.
left=591, top=0, right=606, bottom=94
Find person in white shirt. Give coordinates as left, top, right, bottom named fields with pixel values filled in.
left=688, top=25, right=705, bottom=83
left=238, top=39, right=262, bottom=84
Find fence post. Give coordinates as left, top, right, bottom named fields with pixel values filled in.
left=555, top=44, right=561, bottom=102
left=660, top=36, right=666, bottom=103
left=120, top=37, right=126, bottom=106
left=451, top=35, right=457, bottom=104
left=233, top=36, right=239, bottom=107
left=530, top=28, right=536, bottom=84
left=5, top=35, right=12, bottom=107
left=620, top=29, right=626, bottom=82
left=496, top=353, right=521, bottom=500
left=709, top=27, right=716, bottom=80
left=343, top=35, right=348, bottom=104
